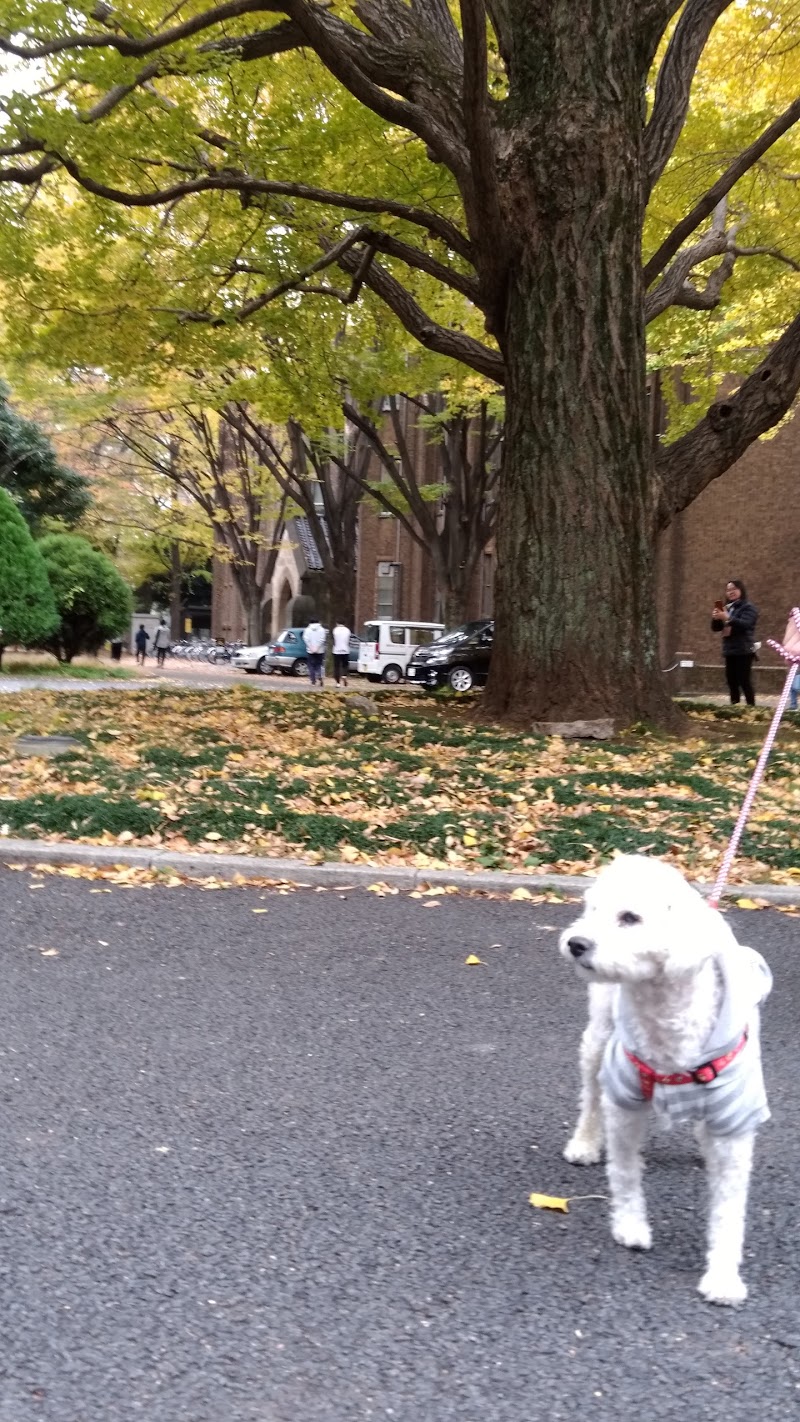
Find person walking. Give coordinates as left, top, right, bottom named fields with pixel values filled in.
left=153, top=619, right=170, bottom=667
left=134, top=624, right=150, bottom=666
left=302, top=619, right=327, bottom=687
left=711, top=579, right=758, bottom=706
left=332, top=620, right=352, bottom=687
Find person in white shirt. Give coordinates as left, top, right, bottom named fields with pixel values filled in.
left=153, top=619, right=170, bottom=667
left=332, top=621, right=352, bottom=687
left=302, top=620, right=327, bottom=686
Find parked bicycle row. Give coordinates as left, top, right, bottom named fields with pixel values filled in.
left=168, top=639, right=246, bottom=664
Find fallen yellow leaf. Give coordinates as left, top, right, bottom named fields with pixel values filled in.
left=529, top=1193, right=569, bottom=1213
left=510, top=887, right=534, bottom=901
left=736, top=897, right=766, bottom=909
left=464, top=953, right=482, bottom=965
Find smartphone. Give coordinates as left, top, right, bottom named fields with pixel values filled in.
left=714, top=600, right=725, bottom=612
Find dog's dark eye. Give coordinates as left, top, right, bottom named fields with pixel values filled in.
left=618, top=910, right=642, bottom=927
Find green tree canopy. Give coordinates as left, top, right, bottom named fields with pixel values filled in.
left=0, top=384, right=91, bottom=531
left=38, top=532, right=132, bottom=662
left=0, top=486, right=59, bottom=663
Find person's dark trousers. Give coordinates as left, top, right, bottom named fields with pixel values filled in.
left=725, top=654, right=756, bottom=706
left=333, top=653, right=349, bottom=685
left=157, top=647, right=167, bottom=666
left=307, top=651, right=324, bottom=685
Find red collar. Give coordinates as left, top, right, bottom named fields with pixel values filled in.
left=623, top=1031, right=748, bottom=1101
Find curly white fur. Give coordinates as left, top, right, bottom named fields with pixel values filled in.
left=559, top=855, right=771, bottom=1307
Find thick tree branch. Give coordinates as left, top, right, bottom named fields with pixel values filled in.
left=361, top=229, right=480, bottom=302
left=0, top=1, right=287, bottom=58
left=200, top=18, right=305, bottom=60
left=281, top=1, right=469, bottom=177
left=15, top=151, right=470, bottom=257
left=656, top=311, right=800, bottom=527
left=668, top=249, right=735, bottom=309
left=335, top=244, right=505, bottom=383
left=459, top=0, right=506, bottom=325
left=645, top=201, right=732, bottom=322
left=644, top=98, right=800, bottom=286
left=645, top=0, right=734, bottom=192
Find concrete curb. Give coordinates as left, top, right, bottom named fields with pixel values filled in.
left=2, top=837, right=799, bottom=905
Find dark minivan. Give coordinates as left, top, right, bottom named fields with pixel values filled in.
left=405, top=619, right=493, bottom=691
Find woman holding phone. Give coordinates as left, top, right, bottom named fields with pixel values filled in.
left=711, top=579, right=759, bottom=706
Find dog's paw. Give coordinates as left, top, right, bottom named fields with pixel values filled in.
left=611, top=1215, right=652, bottom=1251
left=698, top=1269, right=747, bottom=1307
left=563, top=1133, right=603, bottom=1166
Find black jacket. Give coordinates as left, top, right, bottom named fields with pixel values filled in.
left=711, top=599, right=758, bottom=657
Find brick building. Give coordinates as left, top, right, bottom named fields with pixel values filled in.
left=656, top=407, right=800, bottom=690
left=211, top=515, right=324, bottom=642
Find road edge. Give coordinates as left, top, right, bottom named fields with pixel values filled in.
left=2, top=837, right=799, bottom=904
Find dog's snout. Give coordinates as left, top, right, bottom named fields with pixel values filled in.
left=567, top=936, right=594, bottom=960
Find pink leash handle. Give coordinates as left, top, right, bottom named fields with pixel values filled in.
left=708, top=651, right=798, bottom=909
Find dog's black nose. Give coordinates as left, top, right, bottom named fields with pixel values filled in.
left=567, top=936, right=593, bottom=960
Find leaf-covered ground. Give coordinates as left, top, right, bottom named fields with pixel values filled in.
left=1, top=687, right=799, bottom=886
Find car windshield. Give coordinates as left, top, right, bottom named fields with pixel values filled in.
left=430, top=621, right=491, bottom=647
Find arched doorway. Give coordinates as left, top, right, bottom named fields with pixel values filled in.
left=277, top=579, right=292, bottom=632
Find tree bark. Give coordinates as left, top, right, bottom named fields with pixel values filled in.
left=169, top=540, right=183, bottom=638
left=483, top=11, right=676, bottom=727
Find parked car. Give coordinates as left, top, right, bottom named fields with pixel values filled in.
left=231, top=640, right=276, bottom=675
left=405, top=620, right=493, bottom=691
left=357, top=619, right=445, bottom=684
left=231, top=628, right=360, bottom=677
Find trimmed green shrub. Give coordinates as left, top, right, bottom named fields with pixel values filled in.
left=38, top=533, right=132, bottom=662
left=0, top=488, right=59, bottom=666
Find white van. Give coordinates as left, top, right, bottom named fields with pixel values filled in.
left=357, top=619, right=445, bottom=684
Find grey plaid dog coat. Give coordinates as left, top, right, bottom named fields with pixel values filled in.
left=600, top=945, right=772, bottom=1136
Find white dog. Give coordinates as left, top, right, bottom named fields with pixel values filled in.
left=559, top=855, right=772, bottom=1306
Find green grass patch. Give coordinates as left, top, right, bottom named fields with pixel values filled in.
left=1, top=683, right=799, bottom=883
left=0, top=794, right=159, bottom=837
left=0, top=659, right=133, bottom=680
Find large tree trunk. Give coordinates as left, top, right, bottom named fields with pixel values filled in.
left=169, top=541, right=183, bottom=639
left=227, top=560, right=264, bottom=646
left=484, top=15, right=675, bottom=728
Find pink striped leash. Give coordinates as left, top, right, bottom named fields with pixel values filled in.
left=708, top=608, right=800, bottom=909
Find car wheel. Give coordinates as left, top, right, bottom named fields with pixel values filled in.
left=381, top=664, right=402, bottom=684
left=256, top=656, right=269, bottom=674
left=292, top=657, right=308, bottom=677
left=449, top=666, right=474, bottom=692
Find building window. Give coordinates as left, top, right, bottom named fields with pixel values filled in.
left=376, top=561, right=402, bottom=619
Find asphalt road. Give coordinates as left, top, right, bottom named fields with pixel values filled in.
left=0, top=871, right=798, bottom=1422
